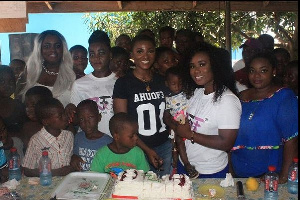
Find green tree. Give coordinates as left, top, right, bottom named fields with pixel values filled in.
left=84, top=11, right=298, bottom=59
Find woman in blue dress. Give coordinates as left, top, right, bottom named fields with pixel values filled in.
left=230, top=52, right=298, bottom=184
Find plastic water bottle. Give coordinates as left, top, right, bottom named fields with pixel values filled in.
left=264, top=166, right=279, bottom=200
left=8, top=147, right=22, bottom=181
left=264, top=166, right=279, bottom=199
left=288, top=157, right=298, bottom=194
left=39, top=150, right=52, bottom=186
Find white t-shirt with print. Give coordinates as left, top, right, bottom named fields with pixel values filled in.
left=183, top=88, right=241, bottom=174
left=70, top=73, right=117, bottom=136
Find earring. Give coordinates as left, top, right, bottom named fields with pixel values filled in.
left=273, top=74, right=276, bottom=77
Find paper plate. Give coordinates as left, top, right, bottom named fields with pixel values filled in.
left=198, top=184, right=225, bottom=198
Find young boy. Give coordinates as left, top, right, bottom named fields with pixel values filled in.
left=70, top=30, right=117, bottom=137
left=109, top=46, right=130, bottom=78
left=165, top=67, right=199, bottom=179
left=159, top=26, right=175, bottom=49
left=22, top=98, right=75, bottom=177
left=0, top=65, right=26, bottom=161
left=69, top=45, right=88, bottom=79
left=90, top=112, right=150, bottom=176
left=153, top=46, right=178, bottom=76
left=9, top=59, right=26, bottom=82
left=115, top=34, right=132, bottom=53
left=20, top=86, right=53, bottom=151
left=71, top=99, right=112, bottom=171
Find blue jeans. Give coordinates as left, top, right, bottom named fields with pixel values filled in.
left=146, top=139, right=172, bottom=177
left=177, top=160, right=229, bottom=178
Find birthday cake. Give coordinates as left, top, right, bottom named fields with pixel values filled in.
left=112, top=169, right=192, bottom=199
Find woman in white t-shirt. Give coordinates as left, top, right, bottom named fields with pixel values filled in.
left=173, top=43, right=242, bottom=178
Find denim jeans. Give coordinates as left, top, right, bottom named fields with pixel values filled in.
left=147, top=139, right=172, bottom=177
left=177, top=160, right=229, bottom=178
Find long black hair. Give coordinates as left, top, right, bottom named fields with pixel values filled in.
left=182, top=42, right=238, bottom=102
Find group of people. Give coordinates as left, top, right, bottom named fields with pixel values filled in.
left=0, top=25, right=298, bottom=185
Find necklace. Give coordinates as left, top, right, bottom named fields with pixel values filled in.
left=42, top=61, right=59, bottom=76
left=248, top=101, right=261, bottom=120
left=133, top=72, right=152, bottom=92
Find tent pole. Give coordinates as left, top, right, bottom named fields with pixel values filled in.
left=225, top=1, right=232, bottom=59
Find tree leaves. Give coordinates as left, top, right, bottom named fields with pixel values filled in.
left=83, top=11, right=297, bottom=59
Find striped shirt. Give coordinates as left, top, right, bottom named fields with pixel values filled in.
left=22, top=127, right=73, bottom=169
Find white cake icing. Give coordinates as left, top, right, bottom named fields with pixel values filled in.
left=112, top=169, right=192, bottom=199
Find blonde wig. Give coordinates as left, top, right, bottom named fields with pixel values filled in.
left=21, top=30, right=75, bottom=101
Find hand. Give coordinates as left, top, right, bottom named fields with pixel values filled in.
left=174, top=119, right=191, bottom=139
left=146, top=149, right=163, bottom=169
left=65, top=103, right=77, bottom=124
left=70, top=154, right=85, bottom=171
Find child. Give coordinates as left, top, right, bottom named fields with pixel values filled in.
left=9, top=59, right=26, bottom=83
left=0, top=116, right=12, bottom=183
left=115, top=34, right=132, bottom=53
left=165, top=67, right=199, bottom=179
left=283, top=60, right=298, bottom=97
left=153, top=46, right=178, bottom=76
left=175, top=29, right=196, bottom=65
left=22, top=97, right=75, bottom=177
left=0, top=65, right=26, bottom=161
left=20, top=86, right=53, bottom=151
left=71, top=99, right=113, bottom=171
left=273, top=47, right=291, bottom=85
left=70, top=30, right=117, bottom=137
left=115, top=34, right=135, bottom=69
left=159, top=26, right=175, bottom=49
left=69, top=45, right=88, bottom=79
left=90, top=112, right=150, bottom=176
left=109, top=46, right=130, bottom=78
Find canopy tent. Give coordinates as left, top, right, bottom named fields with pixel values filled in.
left=0, top=1, right=298, bottom=60
left=0, top=1, right=298, bottom=33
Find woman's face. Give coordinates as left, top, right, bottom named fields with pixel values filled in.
left=248, top=57, right=275, bottom=89
left=189, top=52, right=214, bottom=91
left=131, top=40, right=155, bottom=70
left=41, top=35, right=63, bottom=65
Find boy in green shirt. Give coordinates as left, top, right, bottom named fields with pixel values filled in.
left=90, top=112, right=150, bottom=176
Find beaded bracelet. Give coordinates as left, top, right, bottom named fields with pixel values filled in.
left=191, top=131, right=195, bottom=144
